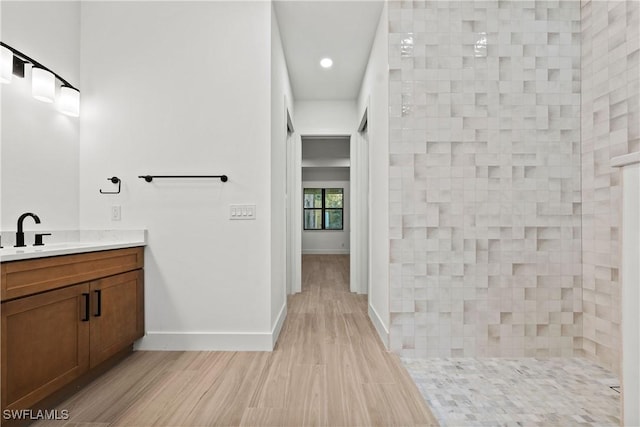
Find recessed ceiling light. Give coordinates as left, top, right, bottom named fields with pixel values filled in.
left=320, top=58, right=333, bottom=68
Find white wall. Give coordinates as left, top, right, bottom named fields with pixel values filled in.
left=1, top=1, right=80, bottom=233
left=356, top=2, right=389, bottom=346
left=270, top=5, right=294, bottom=338
left=79, top=2, right=274, bottom=350
left=294, top=100, right=357, bottom=135
left=303, top=167, right=349, bottom=182
left=619, top=161, right=640, bottom=426
left=303, top=138, right=350, bottom=159
left=301, top=179, right=349, bottom=254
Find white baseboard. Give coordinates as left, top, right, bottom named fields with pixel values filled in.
left=368, top=304, right=389, bottom=349
left=302, top=249, right=350, bottom=255
left=135, top=304, right=289, bottom=352
left=272, top=303, right=287, bottom=348
left=135, top=331, right=273, bottom=351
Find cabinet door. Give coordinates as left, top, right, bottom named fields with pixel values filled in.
left=1, top=283, right=90, bottom=411
left=89, top=270, right=143, bottom=368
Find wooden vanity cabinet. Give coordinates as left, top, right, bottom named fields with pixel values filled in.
left=0, top=247, right=144, bottom=418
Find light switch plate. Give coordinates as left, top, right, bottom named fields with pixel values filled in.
left=111, top=205, right=121, bottom=221
left=230, top=204, right=256, bottom=220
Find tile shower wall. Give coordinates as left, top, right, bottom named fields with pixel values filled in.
left=581, top=0, right=639, bottom=375
left=388, top=0, right=582, bottom=357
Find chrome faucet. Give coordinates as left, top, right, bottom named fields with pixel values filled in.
left=15, top=212, right=41, bottom=248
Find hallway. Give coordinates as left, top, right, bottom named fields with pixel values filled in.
left=32, top=255, right=437, bottom=427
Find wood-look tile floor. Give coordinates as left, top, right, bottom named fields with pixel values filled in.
left=33, top=255, right=438, bottom=427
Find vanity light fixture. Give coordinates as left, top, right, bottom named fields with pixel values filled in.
left=58, top=85, right=80, bottom=117
left=1, top=45, right=13, bottom=83
left=320, top=57, right=333, bottom=68
left=32, top=67, right=55, bottom=103
left=0, top=41, right=80, bottom=117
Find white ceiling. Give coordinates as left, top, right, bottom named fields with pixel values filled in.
left=274, top=1, right=384, bottom=101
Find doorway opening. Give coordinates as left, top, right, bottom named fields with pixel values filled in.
left=302, top=135, right=351, bottom=257
left=297, top=135, right=351, bottom=294
left=286, top=109, right=370, bottom=298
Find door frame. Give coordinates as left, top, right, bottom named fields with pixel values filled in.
left=286, top=115, right=302, bottom=295
left=287, top=114, right=369, bottom=296
left=350, top=108, right=370, bottom=295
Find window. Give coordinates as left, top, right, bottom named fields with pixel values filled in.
left=303, top=188, right=343, bottom=230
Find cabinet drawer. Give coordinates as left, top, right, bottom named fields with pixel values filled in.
left=1, top=247, right=144, bottom=302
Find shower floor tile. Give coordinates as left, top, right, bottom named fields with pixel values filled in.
left=401, top=357, right=620, bottom=427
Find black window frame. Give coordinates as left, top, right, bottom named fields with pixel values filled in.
left=303, top=188, right=344, bottom=231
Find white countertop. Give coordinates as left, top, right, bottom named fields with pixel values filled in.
left=0, top=230, right=146, bottom=262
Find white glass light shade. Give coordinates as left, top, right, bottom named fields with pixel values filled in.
left=32, top=67, right=55, bottom=103
left=58, top=86, right=80, bottom=117
left=1, top=46, right=13, bottom=84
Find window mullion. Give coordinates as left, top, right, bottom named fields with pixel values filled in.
left=321, top=188, right=326, bottom=229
